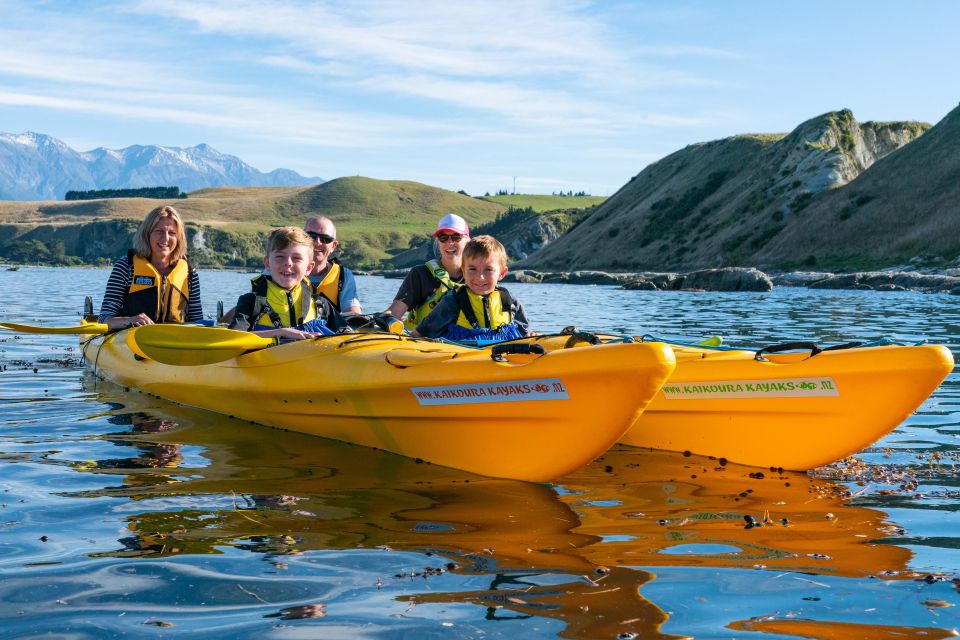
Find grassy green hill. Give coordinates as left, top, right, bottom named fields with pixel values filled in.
left=278, top=177, right=505, bottom=265
left=479, top=194, right=606, bottom=211
left=0, top=177, right=507, bottom=269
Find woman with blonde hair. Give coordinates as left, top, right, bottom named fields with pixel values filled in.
left=98, top=205, right=203, bottom=329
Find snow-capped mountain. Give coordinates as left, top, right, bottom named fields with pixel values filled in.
left=0, top=132, right=323, bottom=200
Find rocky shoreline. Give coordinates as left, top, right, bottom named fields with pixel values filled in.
left=377, top=266, right=960, bottom=294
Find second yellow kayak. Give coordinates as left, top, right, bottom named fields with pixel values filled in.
left=507, top=334, right=954, bottom=470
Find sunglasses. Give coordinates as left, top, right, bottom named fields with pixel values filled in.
left=436, top=233, right=463, bottom=243
left=306, top=231, right=336, bottom=244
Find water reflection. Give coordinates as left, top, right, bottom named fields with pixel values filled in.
left=558, top=447, right=913, bottom=579
left=3, top=269, right=958, bottom=637
left=52, top=380, right=937, bottom=638
left=89, top=411, right=183, bottom=470
left=728, top=617, right=960, bottom=640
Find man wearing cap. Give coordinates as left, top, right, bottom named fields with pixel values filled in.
left=386, top=213, right=469, bottom=330
left=305, top=215, right=362, bottom=314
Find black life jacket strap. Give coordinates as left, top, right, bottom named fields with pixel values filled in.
left=330, top=256, right=346, bottom=296
left=499, top=287, right=513, bottom=321
left=453, top=286, right=481, bottom=329
left=298, top=279, right=312, bottom=324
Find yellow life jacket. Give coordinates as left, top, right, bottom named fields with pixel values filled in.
left=249, top=275, right=317, bottom=330
left=453, top=287, right=512, bottom=330
left=443, top=286, right=523, bottom=342
left=404, top=259, right=462, bottom=330
left=123, top=251, right=191, bottom=323
left=311, top=258, right=344, bottom=311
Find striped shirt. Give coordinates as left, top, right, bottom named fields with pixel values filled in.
left=98, top=255, right=203, bottom=322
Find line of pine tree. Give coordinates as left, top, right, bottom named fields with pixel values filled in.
left=64, top=186, right=187, bottom=200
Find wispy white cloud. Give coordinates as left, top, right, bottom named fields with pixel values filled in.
left=0, top=46, right=182, bottom=91
left=0, top=88, right=465, bottom=148
left=631, top=45, right=742, bottom=59
left=125, top=0, right=727, bottom=130
left=132, top=0, right=622, bottom=77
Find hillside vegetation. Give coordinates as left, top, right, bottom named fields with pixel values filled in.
left=0, top=177, right=506, bottom=268
left=479, top=194, right=606, bottom=212
left=524, top=109, right=937, bottom=272
left=390, top=204, right=594, bottom=267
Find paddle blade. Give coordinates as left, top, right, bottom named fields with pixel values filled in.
left=0, top=321, right=109, bottom=335
left=697, top=335, right=724, bottom=347
left=131, top=325, right=277, bottom=366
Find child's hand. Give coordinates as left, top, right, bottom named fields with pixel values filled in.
left=254, top=327, right=314, bottom=341
left=274, top=327, right=314, bottom=341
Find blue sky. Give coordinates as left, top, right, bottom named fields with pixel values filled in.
left=1, top=0, right=957, bottom=196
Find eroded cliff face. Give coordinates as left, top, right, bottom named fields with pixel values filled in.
left=767, top=110, right=929, bottom=207
left=755, top=103, right=960, bottom=270
left=500, top=215, right=579, bottom=260
left=523, top=109, right=930, bottom=272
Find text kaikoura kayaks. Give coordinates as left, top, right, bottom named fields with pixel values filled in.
left=80, top=327, right=676, bottom=482
left=499, top=333, right=954, bottom=470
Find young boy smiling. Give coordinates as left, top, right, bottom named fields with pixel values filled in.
left=412, top=235, right=532, bottom=341
left=228, top=227, right=336, bottom=340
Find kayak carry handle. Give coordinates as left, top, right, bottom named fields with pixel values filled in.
left=754, top=341, right=822, bottom=361
left=339, top=313, right=405, bottom=335
left=491, top=343, right=546, bottom=362
left=342, top=312, right=376, bottom=330
left=822, top=341, right=864, bottom=351
left=565, top=332, right=601, bottom=347
left=561, top=325, right=626, bottom=347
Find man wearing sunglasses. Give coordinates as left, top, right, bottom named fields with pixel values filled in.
left=386, top=212, right=469, bottom=330
left=304, top=216, right=362, bottom=314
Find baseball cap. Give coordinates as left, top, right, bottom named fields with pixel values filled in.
left=433, top=213, right=470, bottom=237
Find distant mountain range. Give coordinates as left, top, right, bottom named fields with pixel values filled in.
left=0, top=132, right=323, bottom=201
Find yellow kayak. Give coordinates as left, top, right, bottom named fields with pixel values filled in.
left=510, top=335, right=954, bottom=470
left=81, top=330, right=676, bottom=482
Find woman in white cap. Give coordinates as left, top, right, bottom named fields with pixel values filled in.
left=385, top=213, right=469, bottom=330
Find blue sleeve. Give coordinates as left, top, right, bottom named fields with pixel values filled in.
left=97, top=257, right=132, bottom=322
left=511, top=297, right=531, bottom=336
left=414, top=292, right=459, bottom=338
left=340, top=267, right=361, bottom=311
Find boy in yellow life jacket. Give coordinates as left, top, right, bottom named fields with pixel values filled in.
left=411, top=235, right=533, bottom=342
left=228, top=227, right=336, bottom=340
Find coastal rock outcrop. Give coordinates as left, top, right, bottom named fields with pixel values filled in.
left=622, top=267, right=771, bottom=292
left=681, top=267, right=773, bottom=292
left=805, top=271, right=960, bottom=293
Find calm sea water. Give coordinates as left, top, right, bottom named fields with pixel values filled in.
left=1, top=266, right=958, bottom=639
